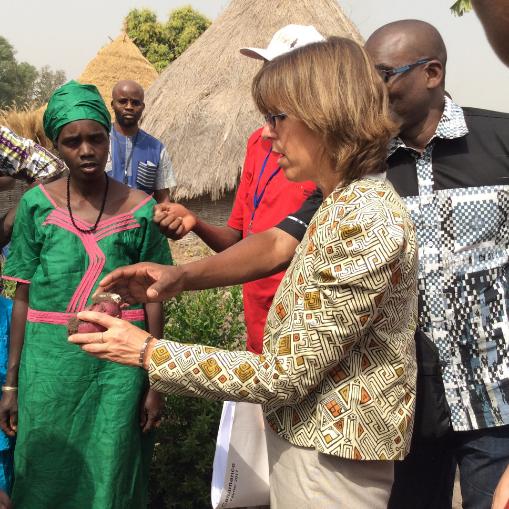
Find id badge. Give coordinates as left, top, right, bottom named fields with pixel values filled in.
left=246, top=222, right=254, bottom=237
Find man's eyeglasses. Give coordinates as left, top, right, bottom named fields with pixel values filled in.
left=264, top=112, right=287, bottom=129
left=378, top=60, right=430, bottom=83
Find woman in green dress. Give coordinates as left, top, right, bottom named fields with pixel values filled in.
left=0, top=81, right=172, bottom=508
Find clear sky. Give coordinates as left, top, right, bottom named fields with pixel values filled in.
left=1, top=0, right=508, bottom=112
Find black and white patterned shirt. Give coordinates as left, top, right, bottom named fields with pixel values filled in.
left=388, top=97, right=509, bottom=431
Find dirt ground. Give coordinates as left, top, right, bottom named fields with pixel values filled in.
left=168, top=237, right=215, bottom=265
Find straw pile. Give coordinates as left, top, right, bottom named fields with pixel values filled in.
left=141, top=0, right=363, bottom=201
left=77, top=31, right=159, bottom=118
left=0, top=105, right=51, bottom=149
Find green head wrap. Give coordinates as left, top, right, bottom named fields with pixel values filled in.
left=43, top=80, right=111, bottom=141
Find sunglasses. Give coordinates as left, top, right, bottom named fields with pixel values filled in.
left=378, top=60, right=431, bottom=83
left=264, top=112, right=287, bottom=129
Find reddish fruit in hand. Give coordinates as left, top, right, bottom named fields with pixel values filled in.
left=67, top=293, right=122, bottom=335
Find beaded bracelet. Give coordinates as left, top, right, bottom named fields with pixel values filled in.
left=139, top=335, right=155, bottom=369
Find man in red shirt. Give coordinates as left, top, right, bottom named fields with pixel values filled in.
left=156, top=25, right=323, bottom=354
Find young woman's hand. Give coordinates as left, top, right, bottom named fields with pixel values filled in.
left=0, top=391, right=18, bottom=437
left=0, top=488, right=12, bottom=509
left=139, top=388, right=163, bottom=434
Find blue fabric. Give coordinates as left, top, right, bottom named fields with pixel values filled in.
left=0, top=297, right=15, bottom=495
left=456, top=425, right=509, bottom=509
left=389, top=425, right=509, bottom=509
left=0, top=449, right=14, bottom=494
left=108, top=128, right=163, bottom=193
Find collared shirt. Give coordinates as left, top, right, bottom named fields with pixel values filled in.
left=150, top=177, right=418, bottom=461
left=388, top=97, right=509, bottom=431
left=106, top=127, right=177, bottom=193
left=0, top=126, right=65, bottom=183
left=226, top=128, right=316, bottom=354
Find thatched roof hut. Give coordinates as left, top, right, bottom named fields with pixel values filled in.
left=77, top=31, right=159, bottom=118
left=141, top=0, right=363, bottom=201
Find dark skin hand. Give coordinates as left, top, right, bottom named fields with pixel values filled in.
left=0, top=282, right=29, bottom=437
left=0, top=489, right=12, bottom=509
left=152, top=202, right=242, bottom=251
left=365, top=20, right=447, bottom=152
left=95, top=227, right=299, bottom=304
left=139, top=302, right=164, bottom=433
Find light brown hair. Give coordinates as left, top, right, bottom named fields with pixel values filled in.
left=252, top=37, right=398, bottom=182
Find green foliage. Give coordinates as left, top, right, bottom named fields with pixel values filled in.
left=0, top=36, right=66, bottom=109
left=1, top=277, right=15, bottom=300
left=0, top=36, right=38, bottom=109
left=166, top=6, right=212, bottom=61
left=124, top=5, right=211, bottom=73
left=451, top=0, right=473, bottom=16
left=32, top=65, right=67, bottom=108
left=148, top=286, right=245, bottom=509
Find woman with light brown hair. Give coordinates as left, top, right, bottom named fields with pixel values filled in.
left=69, top=37, right=419, bottom=509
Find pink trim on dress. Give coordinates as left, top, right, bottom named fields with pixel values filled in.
left=95, top=224, right=140, bottom=242
left=38, top=184, right=58, bottom=208
left=130, top=195, right=152, bottom=214
left=2, top=276, right=30, bottom=284
left=121, top=309, right=145, bottom=321
left=39, top=184, right=151, bottom=227
left=27, top=308, right=146, bottom=325
left=38, top=187, right=150, bottom=313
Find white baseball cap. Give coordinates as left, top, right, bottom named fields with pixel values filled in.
left=240, top=24, right=325, bottom=61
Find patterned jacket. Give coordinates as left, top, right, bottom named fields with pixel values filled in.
left=150, top=176, right=419, bottom=460
left=0, top=126, right=64, bottom=183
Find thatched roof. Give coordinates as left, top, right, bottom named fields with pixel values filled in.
left=0, top=105, right=50, bottom=149
left=141, top=0, right=363, bottom=200
left=77, top=31, right=158, bottom=118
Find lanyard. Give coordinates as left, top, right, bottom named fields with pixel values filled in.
left=249, top=148, right=280, bottom=226
left=112, top=127, right=139, bottom=184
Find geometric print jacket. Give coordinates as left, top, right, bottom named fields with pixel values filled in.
left=149, top=176, right=419, bottom=461
left=388, top=97, right=509, bottom=431
left=0, top=126, right=65, bottom=183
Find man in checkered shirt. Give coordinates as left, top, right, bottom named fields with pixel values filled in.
left=363, top=20, right=509, bottom=509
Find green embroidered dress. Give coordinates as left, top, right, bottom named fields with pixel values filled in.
left=3, top=185, right=173, bottom=509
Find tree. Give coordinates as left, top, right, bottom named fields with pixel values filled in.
left=166, top=6, right=212, bottom=61
left=32, top=65, right=67, bottom=107
left=124, top=5, right=211, bottom=72
left=0, top=36, right=38, bottom=109
left=451, top=0, right=473, bottom=16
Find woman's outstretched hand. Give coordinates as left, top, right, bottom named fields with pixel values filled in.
left=93, top=262, right=184, bottom=305
left=68, top=312, right=157, bottom=370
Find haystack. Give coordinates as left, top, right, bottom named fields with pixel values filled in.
left=0, top=105, right=50, bottom=149
left=77, top=31, right=158, bottom=118
left=0, top=105, right=52, bottom=217
left=142, top=0, right=363, bottom=202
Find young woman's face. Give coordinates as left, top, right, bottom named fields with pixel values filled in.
left=261, top=115, right=328, bottom=184
left=55, top=120, right=109, bottom=180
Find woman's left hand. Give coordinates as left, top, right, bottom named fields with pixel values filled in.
left=139, top=388, right=164, bottom=434
left=68, top=311, right=157, bottom=369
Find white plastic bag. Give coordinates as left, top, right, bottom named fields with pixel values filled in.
left=211, top=401, right=270, bottom=508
